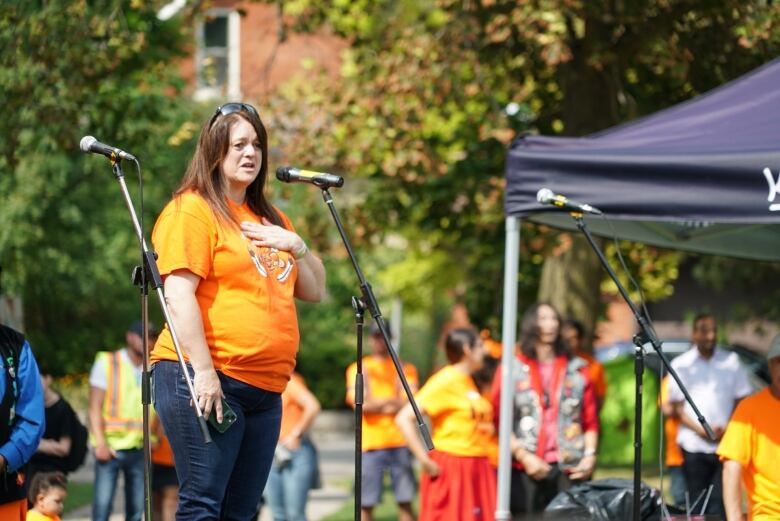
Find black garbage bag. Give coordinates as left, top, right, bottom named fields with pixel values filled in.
left=543, top=478, right=685, bottom=520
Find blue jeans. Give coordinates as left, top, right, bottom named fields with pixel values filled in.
left=153, top=360, right=281, bottom=521
left=92, top=448, right=144, bottom=521
left=668, top=465, right=687, bottom=507
left=264, top=438, right=318, bottom=521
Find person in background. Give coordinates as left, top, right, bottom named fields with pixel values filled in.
left=151, top=414, right=177, bottom=521
left=660, top=375, right=687, bottom=507
left=26, top=472, right=67, bottom=521
left=151, top=102, right=326, bottom=519
left=345, top=322, right=418, bottom=521
left=26, top=364, right=76, bottom=484
left=492, top=303, right=599, bottom=516
left=88, top=321, right=153, bottom=521
left=668, top=314, right=753, bottom=518
left=717, top=333, right=780, bottom=521
left=472, top=354, right=500, bottom=469
left=0, top=319, right=45, bottom=521
left=560, top=319, right=607, bottom=409
left=396, top=327, right=497, bottom=521
left=264, top=370, right=321, bottom=521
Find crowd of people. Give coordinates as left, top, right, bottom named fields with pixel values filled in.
left=0, top=100, right=778, bottom=521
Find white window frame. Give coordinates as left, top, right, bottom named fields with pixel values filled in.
left=194, top=8, right=241, bottom=101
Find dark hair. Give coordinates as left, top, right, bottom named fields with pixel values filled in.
left=472, top=355, right=499, bottom=391
left=28, top=471, right=67, bottom=504
left=176, top=106, right=283, bottom=229
left=518, top=302, right=567, bottom=359
left=444, top=327, right=478, bottom=364
left=692, top=313, right=715, bottom=330
left=561, top=319, right=584, bottom=338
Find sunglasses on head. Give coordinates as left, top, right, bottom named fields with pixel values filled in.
left=208, top=102, right=259, bottom=129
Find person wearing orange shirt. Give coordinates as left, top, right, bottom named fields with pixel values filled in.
left=718, top=334, right=780, bottom=521
left=346, top=322, right=418, bottom=521
left=151, top=102, right=326, bottom=520
left=264, top=371, right=321, bottom=521
left=561, top=319, right=607, bottom=408
left=151, top=413, right=177, bottom=521
left=660, top=376, right=687, bottom=507
left=396, top=327, right=497, bottom=521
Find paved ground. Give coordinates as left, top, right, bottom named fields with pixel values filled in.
left=64, top=414, right=356, bottom=521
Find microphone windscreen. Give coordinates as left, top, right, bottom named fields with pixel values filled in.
left=80, top=135, right=97, bottom=153
left=275, top=166, right=291, bottom=182
left=536, top=188, right=554, bottom=203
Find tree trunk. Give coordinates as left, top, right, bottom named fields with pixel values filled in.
left=537, top=23, right=622, bottom=337
left=538, top=233, right=603, bottom=340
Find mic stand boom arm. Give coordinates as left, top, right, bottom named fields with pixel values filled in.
left=320, top=187, right=433, bottom=448
left=570, top=213, right=714, bottom=521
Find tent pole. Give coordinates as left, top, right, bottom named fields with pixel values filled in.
left=496, top=216, right=520, bottom=520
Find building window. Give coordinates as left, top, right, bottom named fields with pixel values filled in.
left=195, top=9, right=240, bottom=100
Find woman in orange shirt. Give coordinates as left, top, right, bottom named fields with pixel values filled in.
left=396, top=328, right=497, bottom=521
left=151, top=102, right=326, bottom=519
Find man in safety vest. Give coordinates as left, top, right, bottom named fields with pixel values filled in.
left=88, top=320, right=155, bottom=521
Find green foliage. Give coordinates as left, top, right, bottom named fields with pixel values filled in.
left=0, top=1, right=197, bottom=374
left=602, top=241, right=683, bottom=303
left=266, top=0, right=780, bottom=337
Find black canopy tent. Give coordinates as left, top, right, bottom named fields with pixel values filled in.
left=494, top=58, right=780, bottom=519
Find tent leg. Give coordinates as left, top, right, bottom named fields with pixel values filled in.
left=496, top=216, right=520, bottom=520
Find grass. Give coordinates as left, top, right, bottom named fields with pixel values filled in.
left=64, top=481, right=93, bottom=515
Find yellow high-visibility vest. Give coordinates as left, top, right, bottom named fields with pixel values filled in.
left=93, top=350, right=143, bottom=451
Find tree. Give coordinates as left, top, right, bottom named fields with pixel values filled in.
left=266, top=0, right=780, bottom=337
left=0, top=0, right=196, bottom=373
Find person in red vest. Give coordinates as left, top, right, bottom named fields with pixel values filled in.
left=492, top=303, right=599, bottom=516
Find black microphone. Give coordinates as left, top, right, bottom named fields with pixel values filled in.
left=79, top=136, right=137, bottom=162
left=536, top=188, right=602, bottom=215
left=276, top=166, right=344, bottom=189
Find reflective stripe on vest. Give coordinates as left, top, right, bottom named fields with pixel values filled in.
left=98, top=350, right=143, bottom=450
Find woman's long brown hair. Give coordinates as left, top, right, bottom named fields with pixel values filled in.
left=175, top=108, right=283, bottom=228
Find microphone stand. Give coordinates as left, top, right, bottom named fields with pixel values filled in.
left=319, top=187, right=433, bottom=521
left=569, top=213, right=715, bottom=521
left=350, top=297, right=365, bottom=521
left=108, top=158, right=212, bottom=520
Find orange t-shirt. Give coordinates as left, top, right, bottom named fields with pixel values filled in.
left=717, top=387, right=780, bottom=521
left=279, top=373, right=309, bottom=440
left=576, top=351, right=607, bottom=405
left=346, top=356, right=419, bottom=451
left=151, top=192, right=299, bottom=393
left=660, top=376, right=684, bottom=467
left=151, top=414, right=174, bottom=467
left=415, top=365, right=494, bottom=458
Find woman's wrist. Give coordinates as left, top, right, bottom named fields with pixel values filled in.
left=293, top=240, right=309, bottom=259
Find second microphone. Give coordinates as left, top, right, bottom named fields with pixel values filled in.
left=276, top=167, right=344, bottom=188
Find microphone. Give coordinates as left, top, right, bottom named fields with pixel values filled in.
left=276, top=166, right=344, bottom=189
left=536, top=188, right=602, bottom=215
left=79, top=136, right=137, bottom=162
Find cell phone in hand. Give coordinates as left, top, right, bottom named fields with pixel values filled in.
left=207, top=398, right=238, bottom=434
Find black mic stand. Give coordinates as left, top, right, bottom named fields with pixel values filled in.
left=350, top=296, right=366, bottom=521
left=109, top=158, right=212, bottom=520
left=569, top=213, right=715, bottom=521
left=319, top=188, right=433, bottom=521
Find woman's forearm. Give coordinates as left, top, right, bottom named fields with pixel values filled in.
left=294, top=252, right=326, bottom=302
left=164, top=271, right=213, bottom=372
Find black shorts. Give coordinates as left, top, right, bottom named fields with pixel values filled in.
left=152, top=463, right=179, bottom=491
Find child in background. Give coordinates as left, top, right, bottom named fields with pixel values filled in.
left=26, top=472, right=67, bottom=521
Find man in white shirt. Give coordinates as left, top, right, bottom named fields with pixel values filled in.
left=668, top=314, right=753, bottom=518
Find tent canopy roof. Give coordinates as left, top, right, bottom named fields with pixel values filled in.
left=505, top=58, right=780, bottom=261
